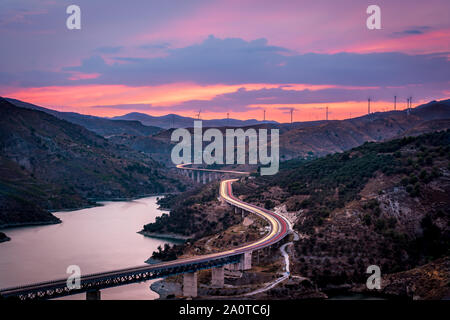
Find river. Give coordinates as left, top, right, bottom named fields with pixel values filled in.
left=0, top=196, right=175, bottom=299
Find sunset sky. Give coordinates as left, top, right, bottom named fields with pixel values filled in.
left=1, top=0, right=449, bottom=123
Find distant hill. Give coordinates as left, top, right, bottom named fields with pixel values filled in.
left=0, top=98, right=187, bottom=228
left=110, top=99, right=450, bottom=165
left=4, top=98, right=162, bottom=137
left=111, top=112, right=278, bottom=129
left=276, top=99, right=450, bottom=160
left=410, top=99, right=450, bottom=120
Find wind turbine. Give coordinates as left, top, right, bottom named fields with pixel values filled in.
left=406, top=97, right=411, bottom=116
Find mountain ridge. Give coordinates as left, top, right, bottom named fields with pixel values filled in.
left=111, top=111, right=278, bottom=129
left=109, top=99, right=450, bottom=165
left=0, top=98, right=188, bottom=229
left=4, top=98, right=162, bottom=137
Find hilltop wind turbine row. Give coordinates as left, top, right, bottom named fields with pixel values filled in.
left=213, top=95, right=415, bottom=126
left=366, top=96, right=414, bottom=115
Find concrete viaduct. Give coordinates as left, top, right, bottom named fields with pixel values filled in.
left=175, top=163, right=250, bottom=184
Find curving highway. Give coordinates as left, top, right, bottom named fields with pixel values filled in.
left=0, top=165, right=290, bottom=299
left=177, top=163, right=290, bottom=254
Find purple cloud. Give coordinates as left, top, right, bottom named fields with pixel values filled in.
left=2, top=35, right=449, bottom=103
left=391, top=26, right=433, bottom=37
left=58, top=36, right=450, bottom=88
left=95, top=46, right=124, bottom=54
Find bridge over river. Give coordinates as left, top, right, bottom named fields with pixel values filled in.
left=0, top=164, right=291, bottom=300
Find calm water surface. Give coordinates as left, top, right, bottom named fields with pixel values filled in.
left=0, top=196, right=173, bottom=299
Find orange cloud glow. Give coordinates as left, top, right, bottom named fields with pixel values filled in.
left=2, top=83, right=438, bottom=123
left=3, top=83, right=336, bottom=117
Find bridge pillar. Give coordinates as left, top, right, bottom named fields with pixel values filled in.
left=234, top=207, right=245, bottom=218
left=225, top=252, right=252, bottom=272
left=211, top=266, right=225, bottom=288
left=86, top=289, right=101, bottom=300
left=241, top=251, right=252, bottom=270
left=183, top=272, right=198, bottom=297
left=196, top=171, right=201, bottom=184
left=202, top=172, right=206, bottom=184
left=209, top=172, right=212, bottom=183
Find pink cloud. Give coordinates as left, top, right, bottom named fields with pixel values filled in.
left=132, top=0, right=450, bottom=55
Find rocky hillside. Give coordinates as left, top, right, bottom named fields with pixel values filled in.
left=0, top=98, right=187, bottom=228
left=379, top=256, right=449, bottom=300
left=147, top=129, right=449, bottom=299
left=232, top=129, right=449, bottom=298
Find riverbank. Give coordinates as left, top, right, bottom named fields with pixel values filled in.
left=0, top=232, right=10, bottom=243
left=0, top=193, right=172, bottom=232
left=87, top=192, right=176, bottom=203
left=0, top=219, right=61, bottom=231
left=150, top=279, right=182, bottom=299
left=0, top=191, right=177, bottom=233
left=138, top=230, right=189, bottom=242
